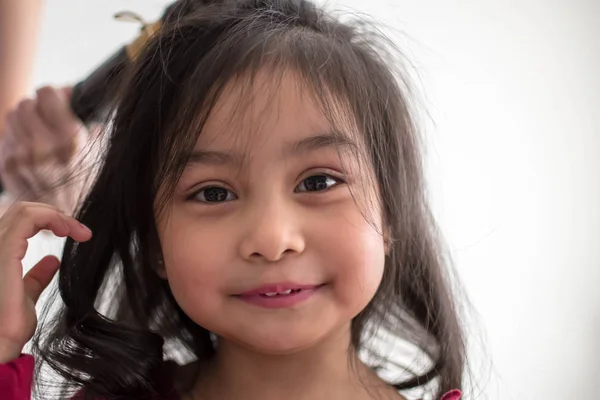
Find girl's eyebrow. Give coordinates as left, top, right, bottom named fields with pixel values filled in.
left=186, top=132, right=357, bottom=167
left=288, top=132, right=358, bottom=156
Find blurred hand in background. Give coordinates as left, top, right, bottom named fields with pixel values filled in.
left=0, top=86, right=96, bottom=215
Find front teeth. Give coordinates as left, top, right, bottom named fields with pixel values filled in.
left=263, top=289, right=294, bottom=297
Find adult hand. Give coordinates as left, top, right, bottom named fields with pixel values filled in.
left=0, top=86, right=93, bottom=215
left=0, top=202, right=92, bottom=363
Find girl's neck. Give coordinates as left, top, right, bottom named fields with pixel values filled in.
left=188, top=325, right=399, bottom=400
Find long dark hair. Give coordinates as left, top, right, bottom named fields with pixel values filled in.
left=32, top=0, right=466, bottom=398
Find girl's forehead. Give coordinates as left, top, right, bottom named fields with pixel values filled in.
left=196, top=70, right=339, bottom=150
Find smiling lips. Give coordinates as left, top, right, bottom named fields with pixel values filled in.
left=235, top=283, right=324, bottom=308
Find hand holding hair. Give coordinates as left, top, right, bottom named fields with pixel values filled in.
left=0, top=202, right=92, bottom=363
left=0, top=86, right=91, bottom=215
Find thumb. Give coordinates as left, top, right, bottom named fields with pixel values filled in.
left=60, top=86, right=73, bottom=101
left=23, top=255, right=60, bottom=304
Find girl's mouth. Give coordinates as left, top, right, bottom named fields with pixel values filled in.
left=234, top=283, right=326, bottom=308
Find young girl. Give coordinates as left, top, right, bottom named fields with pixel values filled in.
left=0, top=0, right=465, bottom=399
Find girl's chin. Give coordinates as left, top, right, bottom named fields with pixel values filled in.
left=221, top=332, right=328, bottom=356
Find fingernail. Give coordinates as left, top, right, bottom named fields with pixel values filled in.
left=79, top=222, right=92, bottom=233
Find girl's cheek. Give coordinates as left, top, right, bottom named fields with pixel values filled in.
left=317, top=208, right=386, bottom=311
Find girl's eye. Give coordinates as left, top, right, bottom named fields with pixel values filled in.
left=295, top=174, right=343, bottom=193
left=193, top=186, right=238, bottom=203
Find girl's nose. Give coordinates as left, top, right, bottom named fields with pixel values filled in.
left=238, top=198, right=305, bottom=263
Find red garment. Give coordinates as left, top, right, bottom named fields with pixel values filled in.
left=0, top=354, right=461, bottom=400
left=440, top=389, right=462, bottom=400
left=0, top=354, right=34, bottom=400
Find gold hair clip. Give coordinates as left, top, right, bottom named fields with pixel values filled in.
left=114, top=11, right=163, bottom=61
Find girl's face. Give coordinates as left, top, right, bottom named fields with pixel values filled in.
left=156, top=70, right=386, bottom=354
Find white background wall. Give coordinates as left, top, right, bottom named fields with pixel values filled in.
left=23, top=0, right=600, bottom=398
